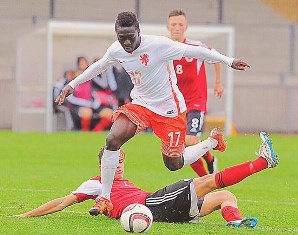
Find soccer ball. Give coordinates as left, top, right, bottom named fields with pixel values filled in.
left=120, top=203, right=153, bottom=233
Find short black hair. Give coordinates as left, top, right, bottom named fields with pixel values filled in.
left=77, top=56, right=87, bottom=66
left=115, top=11, right=140, bottom=32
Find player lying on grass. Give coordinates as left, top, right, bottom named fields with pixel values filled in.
left=15, top=132, right=278, bottom=228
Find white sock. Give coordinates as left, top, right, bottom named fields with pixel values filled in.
left=183, top=138, right=218, bottom=166
left=100, top=149, right=120, bottom=200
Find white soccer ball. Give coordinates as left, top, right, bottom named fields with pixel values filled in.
left=120, top=203, right=153, bottom=233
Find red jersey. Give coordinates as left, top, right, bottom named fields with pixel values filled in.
left=72, top=176, right=151, bottom=219
left=73, top=80, right=92, bottom=100
left=173, top=38, right=212, bottom=113
left=110, top=178, right=151, bottom=219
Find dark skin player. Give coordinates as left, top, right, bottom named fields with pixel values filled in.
left=55, top=11, right=250, bottom=217
left=55, top=25, right=249, bottom=171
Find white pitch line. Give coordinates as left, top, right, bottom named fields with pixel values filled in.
left=239, top=199, right=298, bottom=206
left=0, top=188, right=55, bottom=192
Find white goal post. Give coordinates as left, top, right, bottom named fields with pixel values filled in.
left=14, top=20, right=235, bottom=135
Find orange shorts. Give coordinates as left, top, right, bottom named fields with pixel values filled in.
left=113, top=103, right=186, bottom=158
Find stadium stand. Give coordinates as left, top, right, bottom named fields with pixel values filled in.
left=0, top=0, right=297, bottom=133
left=262, top=0, right=298, bottom=22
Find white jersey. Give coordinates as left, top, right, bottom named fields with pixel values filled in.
left=106, top=35, right=188, bottom=117
left=68, top=34, right=233, bottom=117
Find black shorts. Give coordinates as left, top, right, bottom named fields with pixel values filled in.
left=145, top=179, right=204, bottom=223
left=186, top=110, right=205, bottom=136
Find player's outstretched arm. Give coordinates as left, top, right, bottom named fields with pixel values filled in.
left=183, top=45, right=250, bottom=70
left=14, top=194, right=78, bottom=217
left=55, top=55, right=115, bottom=106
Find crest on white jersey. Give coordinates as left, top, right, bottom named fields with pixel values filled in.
left=140, top=53, right=149, bottom=66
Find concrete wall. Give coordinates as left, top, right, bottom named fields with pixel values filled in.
left=0, top=0, right=297, bottom=133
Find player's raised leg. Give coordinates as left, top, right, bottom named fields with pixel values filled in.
left=214, top=131, right=278, bottom=189
left=182, top=128, right=227, bottom=167
left=192, top=131, right=279, bottom=198
left=162, top=127, right=226, bottom=171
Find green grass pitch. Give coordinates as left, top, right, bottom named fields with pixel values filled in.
left=0, top=131, right=297, bottom=235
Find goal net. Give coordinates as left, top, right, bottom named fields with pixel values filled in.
left=14, top=20, right=235, bottom=135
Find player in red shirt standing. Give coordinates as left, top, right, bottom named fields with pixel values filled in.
left=167, top=9, right=224, bottom=176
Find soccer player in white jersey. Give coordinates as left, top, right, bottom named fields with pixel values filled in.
left=55, top=11, right=250, bottom=216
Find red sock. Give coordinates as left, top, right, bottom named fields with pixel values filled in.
left=221, top=206, right=242, bottom=222
left=215, top=158, right=268, bottom=188
left=93, top=118, right=111, bottom=132
left=81, top=118, right=91, bottom=131
left=203, top=151, right=214, bottom=163
left=251, top=157, right=268, bottom=173
left=190, top=159, right=208, bottom=176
